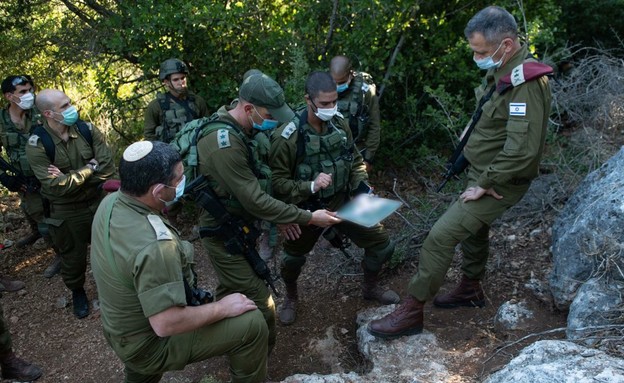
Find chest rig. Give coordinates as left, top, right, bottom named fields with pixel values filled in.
left=0, top=108, right=42, bottom=176
left=156, top=92, right=199, bottom=143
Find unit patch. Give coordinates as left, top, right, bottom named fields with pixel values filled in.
left=509, top=103, right=527, bottom=117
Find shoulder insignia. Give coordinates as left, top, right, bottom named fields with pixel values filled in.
left=28, top=135, right=40, bottom=146
left=217, top=128, right=231, bottom=149
left=335, top=111, right=344, bottom=119
left=147, top=214, right=173, bottom=240
left=497, top=62, right=553, bottom=94
left=361, top=82, right=370, bottom=92
left=281, top=122, right=297, bottom=139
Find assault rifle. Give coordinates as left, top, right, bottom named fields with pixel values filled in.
left=301, top=197, right=352, bottom=259
left=184, top=175, right=280, bottom=296
left=437, top=87, right=496, bottom=192
left=0, top=156, right=40, bottom=193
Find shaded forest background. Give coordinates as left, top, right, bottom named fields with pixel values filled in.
left=1, top=0, right=623, bottom=170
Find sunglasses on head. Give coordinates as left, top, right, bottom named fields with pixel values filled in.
left=11, top=76, right=30, bottom=87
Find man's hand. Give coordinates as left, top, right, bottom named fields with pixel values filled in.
left=216, top=293, right=258, bottom=318
left=308, top=209, right=341, bottom=227
left=278, top=223, right=302, bottom=241
left=364, top=161, right=373, bottom=174
left=313, top=172, right=332, bottom=193
left=460, top=186, right=503, bottom=202
left=47, top=165, right=63, bottom=177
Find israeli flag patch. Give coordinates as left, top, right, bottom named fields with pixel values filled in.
left=509, top=103, right=527, bottom=116
left=217, top=129, right=231, bottom=149
left=281, top=122, right=297, bottom=139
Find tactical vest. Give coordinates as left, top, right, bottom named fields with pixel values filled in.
left=0, top=108, right=42, bottom=177
left=336, top=72, right=375, bottom=141
left=156, top=92, right=200, bottom=143
left=289, top=112, right=353, bottom=200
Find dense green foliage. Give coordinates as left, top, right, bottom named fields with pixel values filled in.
left=0, top=0, right=616, bottom=167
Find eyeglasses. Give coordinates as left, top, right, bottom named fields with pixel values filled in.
left=11, top=76, right=29, bottom=87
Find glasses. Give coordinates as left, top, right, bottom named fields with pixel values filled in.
left=11, top=76, right=29, bottom=87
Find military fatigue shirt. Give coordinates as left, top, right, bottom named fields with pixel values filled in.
left=144, top=91, right=209, bottom=141
left=0, top=107, right=42, bottom=176
left=196, top=105, right=312, bottom=227
left=464, top=44, right=551, bottom=189
left=337, top=73, right=381, bottom=163
left=91, top=192, right=194, bottom=339
left=269, top=112, right=368, bottom=211
left=25, top=121, right=116, bottom=204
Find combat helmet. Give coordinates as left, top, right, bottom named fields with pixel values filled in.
left=159, top=58, right=189, bottom=81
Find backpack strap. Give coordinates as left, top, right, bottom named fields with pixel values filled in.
left=31, top=120, right=94, bottom=163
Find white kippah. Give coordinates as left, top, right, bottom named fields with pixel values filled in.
left=123, top=141, right=153, bottom=162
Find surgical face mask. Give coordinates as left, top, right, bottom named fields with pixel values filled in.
left=314, top=104, right=338, bottom=122
left=16, top=92, right=34, bottom=110
left=473, top=41, right=505, bottom=70
left=159, top=175, right=186, bottom=207
left=52, top=106, right=79, bottom=126
left=336, top=82, right=349, bottom=93
left=250, top=106, right=278, bottom=131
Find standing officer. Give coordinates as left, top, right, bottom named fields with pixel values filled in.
left=269, top=71, right=399, bottom=326
left=0, top=75, right=61, bottom=278
left=368, top=5, right=552, bottom=338
left=329, top=56, right=380, bottom=172
left=25, top=89, right=117, bottom=319
left=196, top=73, right=341, bottom=352
left=143, top=58, right=209, bottom=143
left=91, top=141, right=267, bottom=383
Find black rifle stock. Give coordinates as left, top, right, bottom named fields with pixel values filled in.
left=0, top=156, right=40, bottom=193
left=437, top=87, right=496, bottom=192
left=301, top=198, right=351, bottom=259
left=184, top=176, right=280, bottom=296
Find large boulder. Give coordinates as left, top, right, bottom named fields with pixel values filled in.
left=483, top=340, right=624, bottom=383
left=549, top=146, right=624, bottom=310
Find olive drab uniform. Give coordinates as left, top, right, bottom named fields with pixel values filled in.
left=0, top=107, right=46, bottom=233
left=269, top=110, right=394, bottom=281
left=25, top=121, right=116, bottom=290
left=143, top=91, right=209, bottom=143
left=407, top=44, right=552, bottom=301
left=90, top=192, right=267, bottom=383
left=336, top=72, right=381, bottom=164
left=196, top=105, right=313, bottom=351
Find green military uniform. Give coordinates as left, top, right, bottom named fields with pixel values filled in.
left=91, top=192, right=267, bottom=383
left=408, top=45, right=551, bottom=301
left=269, top=110, right=394, bottom=280
left=143, top=91, right=209, bottom=142
left=197, top=105, right=313, bottom=351
left=25, top=121, right=116, bottom=290
left=336, top=72, right=381, bottom=164
left=0, top=107, right=46, bottom=234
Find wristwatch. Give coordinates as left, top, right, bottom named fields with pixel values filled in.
left=87, top=162, right=98, bottom=172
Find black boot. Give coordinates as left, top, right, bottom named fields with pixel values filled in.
left=361, top=266, right=400, bottom=304
left=278, top=281, right=298, bottom=325
left=15, top=230, right=41, bottom=248
left=72, top=288, right=89, bottom=319
left=0, top=350, right=42, bottom=381
left=433, top=275, right=485, bottom=308
left=368, top=295, right=425, bottom=339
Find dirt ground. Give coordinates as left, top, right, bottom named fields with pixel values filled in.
left=0, top=169, right=568, bottom=383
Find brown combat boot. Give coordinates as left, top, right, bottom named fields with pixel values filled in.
left=361, top=268, right=400, bottom=304
left=368, top=295, right=425, bottom=339
left=0, top=276, right=25, bottom=293
left=0, top=350, right=43, bottom=381
left=433, top=275, right=485, bottom=308
left=278, top=281, right=298, bottom=325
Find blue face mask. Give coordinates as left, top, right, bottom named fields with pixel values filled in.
left=336, top=82, right=349, bottom=93
left=54, top=106, right=79, bottom=126
left=251, top=106, right=278, bottom=131
left=473, top=41, right=505, bottom=70
left=159, top=175, right=186, bottom=207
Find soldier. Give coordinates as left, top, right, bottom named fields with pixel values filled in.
left=0, top=301, right=42, bottom=381
left=25, top=89, right=117, bottom=319
left=91, top=141, right=268, bottom=383
left=143, top=58, right=209, bottom=143
left=0, top=75, right=61, bottom=279
left=269, top=71, right=399, bottom=326
left=329, top=56, right=380, bottom=173
left=368, top=5, right=552, bottom=339
left=196, top=73, right=341, bottom=351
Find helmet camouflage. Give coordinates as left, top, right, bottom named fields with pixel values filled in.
left=159, top=58, right=189, bottom=81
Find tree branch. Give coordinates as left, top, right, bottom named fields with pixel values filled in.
left=321, top=0, right=340, bottom=61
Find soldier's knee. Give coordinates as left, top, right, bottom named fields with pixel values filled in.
left=363, top=239, right=395, bottom=271
left=280, top=251, right=307, bottom=270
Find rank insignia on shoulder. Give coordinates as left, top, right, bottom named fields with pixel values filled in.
left=28, top=135, right=40, bottom=146
left=509, top=102, right=527, bottom=117
left=147, top=214, right=173, bottom=240
left=217, top=129, right=231, bottom=149
left=362, top=83, right=370, bottom=92
left=335, top=111, right=344, bottom=119
left=281, top=122, right=297, bottom=139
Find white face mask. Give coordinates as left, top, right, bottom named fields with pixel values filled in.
left=314, top=104, right=338, bottom=121
left=16, top=92, right=34, bottom=110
